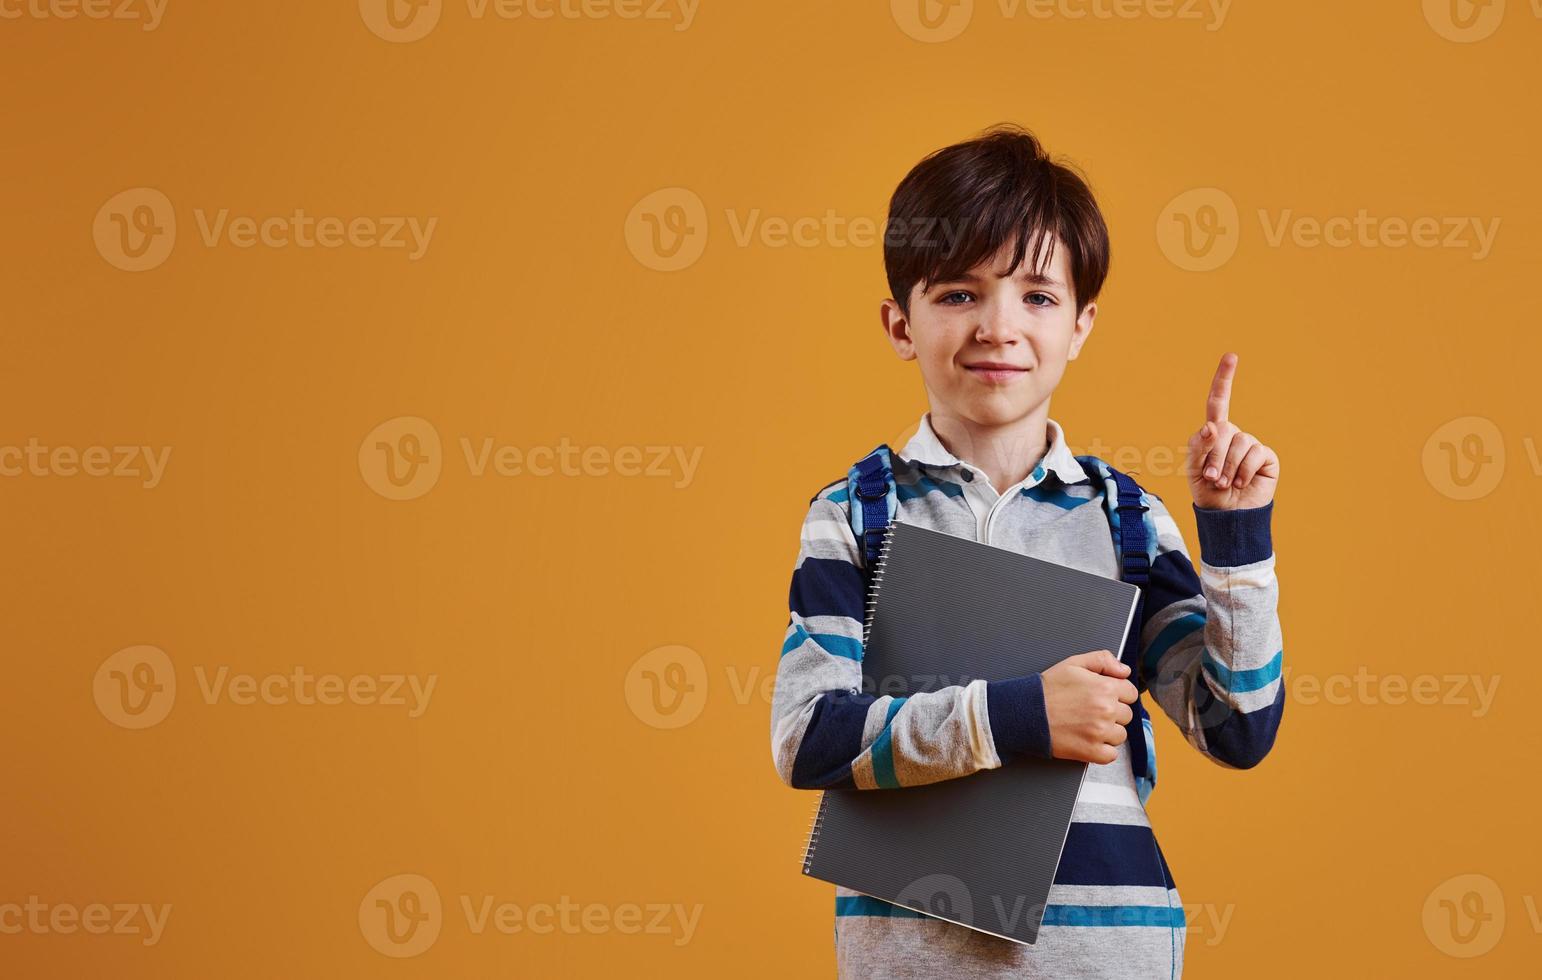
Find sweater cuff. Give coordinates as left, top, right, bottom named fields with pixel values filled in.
left=987, top=674, right=1053, bottom=760
left=1193, top=500, right=1274, bottom=567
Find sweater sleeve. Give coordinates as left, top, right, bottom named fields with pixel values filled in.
left=1136, top=494, right=1286, bottom=769
left=769, top=492, right=1054, bottom=791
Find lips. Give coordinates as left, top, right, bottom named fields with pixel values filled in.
left=963, top=362, right=1031, bottom=384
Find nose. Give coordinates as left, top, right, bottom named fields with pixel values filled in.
left=973, top=297, right=1020, bottom=346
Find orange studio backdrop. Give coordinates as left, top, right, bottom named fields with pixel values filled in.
left=2, top=1, right=1540, bottom=976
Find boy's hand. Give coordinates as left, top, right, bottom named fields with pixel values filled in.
left=1188, top=352, right=1280, bottom=510
left=1041, top=650, right=1138, bottom=765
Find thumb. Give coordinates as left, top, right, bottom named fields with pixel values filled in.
left=1066, top=649, right=1129, bottom=677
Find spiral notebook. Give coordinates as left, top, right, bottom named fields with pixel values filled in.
left=800, top=520, right=1141, bottom=945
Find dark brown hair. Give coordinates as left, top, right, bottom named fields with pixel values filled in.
left=883, top=124, right=1110, bottom=316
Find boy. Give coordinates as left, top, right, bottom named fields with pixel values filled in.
left=769, top=125, right=1284, bottom=978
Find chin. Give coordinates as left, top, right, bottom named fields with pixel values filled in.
left=961, top=400, right=1031, bottom=427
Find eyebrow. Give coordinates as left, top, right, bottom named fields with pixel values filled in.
left=932, top=270, right=1065, bottom=289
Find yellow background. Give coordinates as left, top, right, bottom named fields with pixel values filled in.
left=3, top=0, right=1540, bottom=975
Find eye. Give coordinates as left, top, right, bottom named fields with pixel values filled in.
left=1026, top=292, right=1056, bottom=307
left=937, top=290, right=974, bottom=305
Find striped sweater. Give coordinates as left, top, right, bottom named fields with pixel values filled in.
left=770, top=412, right=1285, bottom=979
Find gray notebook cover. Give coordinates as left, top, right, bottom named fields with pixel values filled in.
left=801, top=520, right=1140, bottom=945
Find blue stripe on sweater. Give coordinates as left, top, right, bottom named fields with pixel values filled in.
left=789, top=557, right=865, bottom=622
left=1140, top=549, right=1204, bottom=640
left=1194, top=680, right=1286, bottom=769
left=789, top=690, right=874, bottom=789
left=1143, top=612, right=1205, bottom=677
left=780, top=625, right=863, bottom=662
left=897, top=474, right=964, bottom=501
left=1021, top=481, right=1092, bottom=510
left=1054, top=823, right=1173, bottom=887
left=1201, top=649, right=1283, bottom=693
left=835, top=896, right=1185, bottom=929
left=1042, top=904, right=1186, bottom=928
left=835, top=896, right=928, bottom=918
left=868, top=697, right=908, bottom=788
left=781, top=624, right=810, bottom=657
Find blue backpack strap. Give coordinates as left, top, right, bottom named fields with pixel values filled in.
left=1076, top=456, right=1159, bottom=804
left=847, top=445, right=898, bottom=569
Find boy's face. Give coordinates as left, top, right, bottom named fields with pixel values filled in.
left=881, top=235, right=1096, bottom=430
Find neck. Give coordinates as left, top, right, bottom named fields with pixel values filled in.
left=929, top=405, right=1053, bottom=491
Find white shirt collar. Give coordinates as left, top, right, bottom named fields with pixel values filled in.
left=897, top=411, right=1089, bottom=487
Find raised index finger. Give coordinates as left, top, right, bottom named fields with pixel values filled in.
left=1206, top=352, right=1238, bottom=424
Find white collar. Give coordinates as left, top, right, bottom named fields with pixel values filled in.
left=897, top=411, right=1089, bottom=486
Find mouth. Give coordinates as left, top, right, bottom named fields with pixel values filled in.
left=962, top=362, right=1031, bottom=384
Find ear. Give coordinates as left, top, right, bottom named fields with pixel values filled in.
left=1066, top=300, right=1097, bottom=361
left=880, top=297, right=917, bottom=361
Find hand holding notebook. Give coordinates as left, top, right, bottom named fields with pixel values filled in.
left=1039, top=650, right=1141, bottom=765
left=801, top=521, right=1141, bottom=945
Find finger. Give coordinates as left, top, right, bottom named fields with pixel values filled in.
left=1189, top=423, right=1216, bottom=481
left=1219, top=433, right=1257, bottom=488
left=1202, top=425, right=1235, bottom=482
left=1105, top=723, right=1128, bottom=747
left=1234, top=443, right=1272, bottom=488
left=1206, top=352, right=1238, bottom=425
left=1114, top=702, right=1134, bottom=726
left=1112, top=679, right=1139, bottom=704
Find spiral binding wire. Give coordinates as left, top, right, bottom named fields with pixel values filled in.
left=801, top=794, right=828, bottom=874
left=803, top=522, right=899, bottom=875
left=860, top=522, right=898, bottom=650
